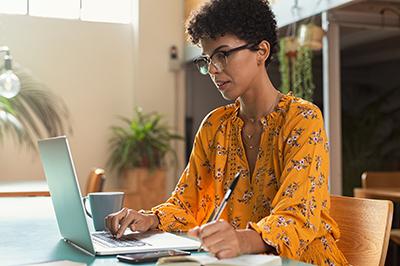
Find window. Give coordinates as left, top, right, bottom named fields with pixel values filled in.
left=81, top=0, right=132, bottom=24
left=0, top=0, right=133, bottom=24
left=0, top=0, right=27, bottom=15
left=29, top=0, right=80, bottom=19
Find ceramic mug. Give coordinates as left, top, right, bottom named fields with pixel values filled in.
left=83, top=192, right=124, bottom=231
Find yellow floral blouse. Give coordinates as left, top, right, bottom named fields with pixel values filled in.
left=151, top=93, right=349, bottom=265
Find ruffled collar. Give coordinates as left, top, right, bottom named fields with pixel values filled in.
left=231, top=92, right=293, bottom=128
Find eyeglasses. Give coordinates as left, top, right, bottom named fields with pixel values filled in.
left=193, top=43, right=259, bottom=75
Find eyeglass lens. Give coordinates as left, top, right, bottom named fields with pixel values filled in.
left=196, top=52, right=226, bottom=75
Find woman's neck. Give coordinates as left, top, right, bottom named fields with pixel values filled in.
left=238, top=73, right=279, bottom=119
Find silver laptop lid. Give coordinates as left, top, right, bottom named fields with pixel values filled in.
left=38, top=136, right=95, bottom=255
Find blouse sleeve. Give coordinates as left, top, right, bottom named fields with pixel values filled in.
left=150, top=123, right=212, bottom=232
left=248, top=103, right=330, bottom=259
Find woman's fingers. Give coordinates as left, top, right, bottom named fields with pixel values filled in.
left=216, top=248, right=238, bottom=259
left=206, top=237, right=238, bottom=257
left=116, top=209, right=140, bottom=238
left=130, top=216, right=151, bottom=232
left=104, top=209, right=157, bottom=238
left=104, top=214, right=111, bottom=233
left=197, top=220, right=241, bottom=257
left=105, top=208, right=128, bottom=235
left=199, top=220, right=231, bottom=240
left=201, top=230, right=226, bottom=249
left=188, top=226, right=200, bottom=238
left=188, top=221, right=222, bottom=242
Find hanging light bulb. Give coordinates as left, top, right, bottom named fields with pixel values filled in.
left=0, top=48, right=21, bottom=99
left=0, top=71, right=21, bottom=98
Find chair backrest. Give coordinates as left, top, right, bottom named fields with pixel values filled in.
left=85, top=168, right=106, bottom=196
left=362, top=171, right=400, bottom=188
left=330, top=195, right=393, bottom=266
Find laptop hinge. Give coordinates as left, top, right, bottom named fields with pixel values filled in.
left=64, top=238, right=95, bottom=257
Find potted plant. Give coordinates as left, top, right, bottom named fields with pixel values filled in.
left=107, top=108, right=182, bottom=209
left=297, top=23, right=324, bottom=51
left=278, top=22, right=321, bottom=102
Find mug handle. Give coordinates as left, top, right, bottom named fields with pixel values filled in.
left=82, top=196, right=92, bottom=218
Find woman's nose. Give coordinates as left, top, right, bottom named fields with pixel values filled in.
left=208, top=61, right=221, bottom=75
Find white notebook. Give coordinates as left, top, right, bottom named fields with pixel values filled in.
left=156, top=254, right=282, bottom=266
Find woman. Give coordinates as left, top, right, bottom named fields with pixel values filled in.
left=106, top=0, right=349, bottom=265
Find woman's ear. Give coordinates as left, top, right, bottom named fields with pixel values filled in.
left=256, top=40, right=271, bottom=65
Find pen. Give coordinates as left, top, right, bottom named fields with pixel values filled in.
left=198, top=170, right=242, bottom=251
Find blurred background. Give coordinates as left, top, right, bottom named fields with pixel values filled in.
left=0, top=0, right=400, bottom=210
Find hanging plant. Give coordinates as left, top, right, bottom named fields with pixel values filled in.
left=278, top=38, right=289, bottom=94
left=278, top=37, right=296, bottom=95
left=293, top=46, right=314, bottom=101
left=278, top=22, right=322, bottom=102
left=297, top=23, right=324, bottom=51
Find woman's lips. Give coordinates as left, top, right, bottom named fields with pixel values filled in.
left=217, top=81, right=230, bottom=91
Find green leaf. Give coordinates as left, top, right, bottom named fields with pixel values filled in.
left=107, top=107, right=183, bottom=174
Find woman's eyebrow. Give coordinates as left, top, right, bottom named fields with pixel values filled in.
left=202, top=45, right=229, bottom=56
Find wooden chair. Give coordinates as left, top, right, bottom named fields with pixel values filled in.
left=392, top=229, right=400, bottom=245
left=360, top=171, right=400, bottom=247
left=85, top=168, right=106, bottom=196
left=361, top=171, right=400, bottom=188
left=330, top=195, right=393, bottom=266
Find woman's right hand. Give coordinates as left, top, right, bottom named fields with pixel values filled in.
left=105, top=208, right=159, bottom=238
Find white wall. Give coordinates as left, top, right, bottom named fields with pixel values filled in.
left=0, top=0, right=185, bottom=193
left=133, top=0, right=185, bottom=192
left=0, top=14, right=134, bottom=189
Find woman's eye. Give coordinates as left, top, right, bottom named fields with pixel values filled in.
left=213, top=52, right=226, bottom=61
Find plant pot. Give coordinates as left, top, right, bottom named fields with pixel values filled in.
left=119, top=167, right=167, bottom=210
left=282, top=36, right=299, bottom=57
left=297, top=23, right=324, bottom=51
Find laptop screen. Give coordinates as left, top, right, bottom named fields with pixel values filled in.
left=38, top=136, right=95, bottom=255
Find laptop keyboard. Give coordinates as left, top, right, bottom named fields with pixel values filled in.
left=92, top=231, right=150, bottom=248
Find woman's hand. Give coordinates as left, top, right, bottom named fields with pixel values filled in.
left=188, top=220, right=242, bottom=258
left=188, top=220, right=270, bottom=259
left=105, top=208, right=159, bottom=238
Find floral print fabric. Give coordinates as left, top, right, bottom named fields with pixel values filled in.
left=151, top=93, right=349, bottom=265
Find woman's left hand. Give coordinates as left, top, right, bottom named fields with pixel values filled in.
left=188, top=220, right=242, bottom=259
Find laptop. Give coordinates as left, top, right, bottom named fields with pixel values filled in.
left=38, top=136, right=200, bottom=256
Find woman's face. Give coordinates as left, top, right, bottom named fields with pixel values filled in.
left=200, top=34, right=264, bottom=101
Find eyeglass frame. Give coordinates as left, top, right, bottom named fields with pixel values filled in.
left=193, top=43, right=260, bottom=75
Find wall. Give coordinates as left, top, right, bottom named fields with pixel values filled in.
left=0, top=0, right=185, bottom=194
left=341, top=44, right=400, bottom=196
left=133, top=0, right=185, bottom=192
left=185, top=62, right=228, bottom=144
left=0, top=14, right=134, bottom=189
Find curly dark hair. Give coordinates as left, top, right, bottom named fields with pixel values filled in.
left=186, top=0, right=278, bottom=67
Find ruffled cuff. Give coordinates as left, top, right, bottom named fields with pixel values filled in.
left=247, top=221, right=280, bottom=255
left=149, top=204, right=196, bottom=232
